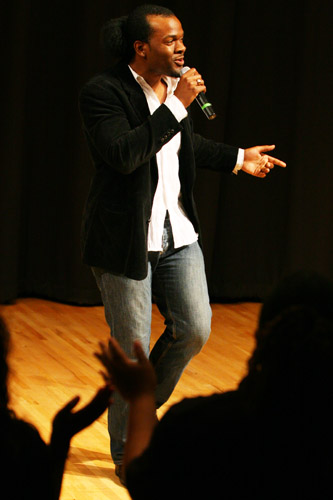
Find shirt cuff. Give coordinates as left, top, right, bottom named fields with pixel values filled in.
left=232, top=148, right=244, bottom=175
left=165, top=95, right=188, bottom=122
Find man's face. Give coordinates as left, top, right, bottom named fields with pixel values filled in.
left=144, top=15, right=186, bottom=77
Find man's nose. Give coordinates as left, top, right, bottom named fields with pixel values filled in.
left=175, top=39, right=186, bottom=53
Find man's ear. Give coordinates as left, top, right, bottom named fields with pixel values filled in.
left=133, top=40, right=147, bottom=59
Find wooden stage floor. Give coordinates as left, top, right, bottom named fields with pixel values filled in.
left=0, top=298, right=261, bottom=500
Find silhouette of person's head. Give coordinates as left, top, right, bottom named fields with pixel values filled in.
left=241, top=271, right=333, bottom=417
left=0, top=317, right=10, bottom=411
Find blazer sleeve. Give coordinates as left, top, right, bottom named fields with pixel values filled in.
left=192, top=131, right=239, bottom=174
left=79, top=77, right=183, bottom=175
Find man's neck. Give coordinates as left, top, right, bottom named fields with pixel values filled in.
left=129, top=62, right=163, bottom=89
left=129, top=63, right=168, bottom=103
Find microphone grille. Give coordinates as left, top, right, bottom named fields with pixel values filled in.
left=180, top=66, right=190, bottom=76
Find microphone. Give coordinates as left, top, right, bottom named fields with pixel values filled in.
left=180, top=66, right=217, bottom=120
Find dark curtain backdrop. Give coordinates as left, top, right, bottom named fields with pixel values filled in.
left=1, top=0, right=332, bottom=305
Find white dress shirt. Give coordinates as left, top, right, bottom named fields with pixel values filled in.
left=128, top=66, right=243, bottom=251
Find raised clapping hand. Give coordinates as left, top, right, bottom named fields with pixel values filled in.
left=242, top=145, right=287, bottom=178
left=95, top=338, right=157, bottom=402
left=51, top=385, right=113, bottom=446
left=48, top=381, right=113, bottom=499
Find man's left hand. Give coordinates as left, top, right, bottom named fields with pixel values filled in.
left=242, top=145, right=286, bottom=178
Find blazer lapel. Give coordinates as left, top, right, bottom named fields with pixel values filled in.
left=115, top=63, right=150, bottom=123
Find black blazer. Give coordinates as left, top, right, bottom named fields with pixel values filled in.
left=79, top=63, right=238, bottom=280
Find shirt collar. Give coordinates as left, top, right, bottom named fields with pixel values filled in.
left=128, top=65, right=179, bottom=95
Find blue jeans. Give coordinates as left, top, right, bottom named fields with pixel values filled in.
left=92, top=218, right=211, bottom=464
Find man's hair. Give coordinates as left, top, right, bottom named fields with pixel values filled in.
left=101, top=4, right=175, bottom=64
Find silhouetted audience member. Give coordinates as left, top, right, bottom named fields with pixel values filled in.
left=0, top=316, right=113, bottom=500
left=96, top=271, right=333, bottom=499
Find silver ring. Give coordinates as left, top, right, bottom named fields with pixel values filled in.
left=197, top=79, right=203, bottom=84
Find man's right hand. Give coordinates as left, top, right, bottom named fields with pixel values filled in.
left=174, top=67, right=206, bottom=108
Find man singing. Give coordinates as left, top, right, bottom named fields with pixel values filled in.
left=79, top=4, right=286, bottom=482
